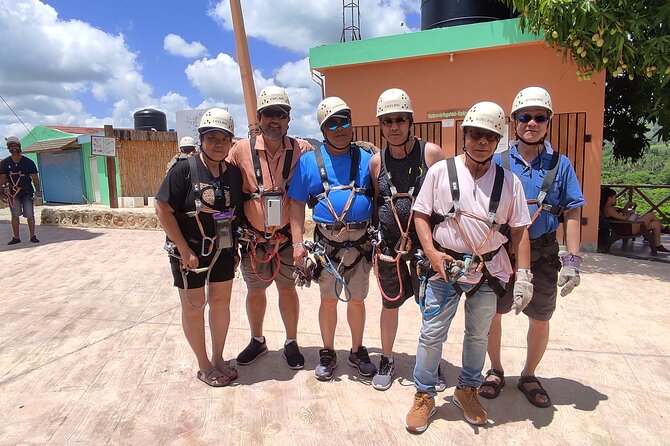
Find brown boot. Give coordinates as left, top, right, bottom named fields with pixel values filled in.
left=406, top=392, right=436, bottom=433
left=453, top=386, right=488, bottom=426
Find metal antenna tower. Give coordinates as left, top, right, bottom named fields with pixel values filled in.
left=341, top=0, right=361, bottom=42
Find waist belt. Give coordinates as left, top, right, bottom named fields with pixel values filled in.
left=317, top=220, right=369, bottom=231
left=437, top=245, right=501, bottom=262
left=530, top=231, right=557, bottom=249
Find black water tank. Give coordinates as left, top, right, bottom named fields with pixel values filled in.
left=133, top=108, right=167, bottom=131
left=421, top=0, right=513, bottom=30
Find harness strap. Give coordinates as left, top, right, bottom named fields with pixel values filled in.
left=249, top=136, right=295, bottom=199
left=314, top=226, right=370, bottom=273
left=379, top=139, right=425, bottom=199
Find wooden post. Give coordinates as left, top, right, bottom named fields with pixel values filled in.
left=104, top=124, right=118, bottom=209
left=230, top=0, right=260, bottom=137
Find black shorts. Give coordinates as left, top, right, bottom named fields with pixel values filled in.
left=169, top=251, right=236, bottom=289
left=376, top=249, right=420, bottom=309
left=497, top=241, right=561, bottom=321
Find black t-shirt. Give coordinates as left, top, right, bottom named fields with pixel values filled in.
left=156, top=157, right=244, bottom=256
left=377, top=140, right=427, bottom=242
left=0, top=155, right=38, bottom=197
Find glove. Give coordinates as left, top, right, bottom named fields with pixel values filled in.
left=511, top=269, right=534, bottom=315
left=558, top=254, right=581, bottom=296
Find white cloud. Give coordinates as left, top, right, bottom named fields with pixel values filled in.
left=163, top=33, right=208, bottom=58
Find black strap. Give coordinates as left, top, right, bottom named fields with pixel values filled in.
left=500, top=148, right=560, bottom=206
left=250, top=136, right=295, bottom=196
left=446, top=157, right=460, bottom=204
left=380, top=139, right=426, bottom=199
left=187, top=156, right=201, bottom=205
left=309, top=143, right=362, bottom=207
left=489, top=164, right=505, bottom=216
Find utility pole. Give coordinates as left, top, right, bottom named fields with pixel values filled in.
left=230, top=0, right=260, bottom=137
left=104, top=124, right=118, bottom=208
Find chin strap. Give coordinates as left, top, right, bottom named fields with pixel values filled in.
left=323, top=134, right=353, bottom=150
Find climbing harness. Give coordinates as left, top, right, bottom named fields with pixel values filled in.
left=372, top=140, right=426, bottom=302
left=1, top=167, right=27, bottom=208
left=301, top=240, right=352, bottom=302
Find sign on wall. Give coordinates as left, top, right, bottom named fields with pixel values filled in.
left=91, top=136, right=116, bottom=157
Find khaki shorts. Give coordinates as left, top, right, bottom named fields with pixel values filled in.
left=240, top=241, right=296, bottom=290
left=315, top=227, right=371, bottom=301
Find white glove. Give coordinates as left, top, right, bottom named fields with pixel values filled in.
left=512, top=269, right=534, bottom=315
left=558, top=254, right=581, bottom=297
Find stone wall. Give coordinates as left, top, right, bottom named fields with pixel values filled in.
left=41, top=208, right=161, bottom=231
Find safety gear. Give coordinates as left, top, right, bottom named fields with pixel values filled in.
left=316, top=97, right=351, bottom=128
left=257, top=86, right=291, bottom=112
left=511, top=86, right=554, bottom=118
left=179, top=136, right=197, bottom=150
left=461, top=101, right=505, bottom=136
left=198, top=108, right=234, bottom=136
left=511, top=269, right=534, bottom=315
left=5, top=136, right=21, bottom=148
left=376, top=88, right=413, bottom=117
left=558, top=253, right=581, bottom=296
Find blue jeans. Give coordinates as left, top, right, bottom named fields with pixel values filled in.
left=9, top=194, right=35, bottom=219
left=413, top=278, right=497, bottom=397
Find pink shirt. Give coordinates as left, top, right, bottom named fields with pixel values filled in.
left=228, top=135, right=313, bottom=234
left=413, top=155, right=531, bottom=284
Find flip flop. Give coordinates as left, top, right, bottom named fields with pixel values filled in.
left=517, top=375, right=552, bottom=408
left=196, top=367, right=232, bottom=387
left=479, top=368, right=505, bottom=399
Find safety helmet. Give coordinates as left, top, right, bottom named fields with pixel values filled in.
left=198, top=108, right=234, bottom=136
left=5, top=136, right=21, bottom=147
left=462, top=101, right=505, bottom=136
left=376, top=88, right=413, bottom=117
left=257, top=86, right=291, bottom=113
left=511, top=86, right=553, bottom=118
left=179, top=136, right=197, bottom=148
left=316, top=97, right=351, bottom=128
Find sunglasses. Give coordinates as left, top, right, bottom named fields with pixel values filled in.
left=325, top=118, right=351, bottom=131
left=261, top=109, right=289, bottom=119
left=181, top=147, right=196, bottom=154
left=467, top=128, right=500, bottom=142
left=381, top=117, right=409, bottom=127
left=518, top=113, right=549, bottom=124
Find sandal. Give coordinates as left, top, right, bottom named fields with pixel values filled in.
left=517, top=375, right=552, bottom=408
left=479, top=368, right=505, bottom=399
left=196, top=366, right=232, bottom=387
left=215, top=361, right=238, bottom=382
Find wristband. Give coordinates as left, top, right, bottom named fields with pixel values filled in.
left=292, top=242, right=304, bottom=248
left=516, top=268, right=531, bottom=274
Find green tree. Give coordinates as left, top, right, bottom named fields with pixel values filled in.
left=504, top=0, right=670, bottom=162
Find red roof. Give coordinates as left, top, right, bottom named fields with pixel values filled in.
left=47, top=126, right=103, bottom=135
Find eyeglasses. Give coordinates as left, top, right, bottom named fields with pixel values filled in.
left=518, top=113, right=549, bottom=124
left=467, top=128, right=500, bottom=142
left=261, top=109, right=289, bottom=120
left=325, top=118, right=351, bottom=131
left=381, top=117, right=409, bottom=127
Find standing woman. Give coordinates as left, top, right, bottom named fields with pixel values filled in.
left=155, top=108, right=244, bottom=387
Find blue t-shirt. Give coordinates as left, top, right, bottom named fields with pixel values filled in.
left=288, top=144, right=373, bottom=223
left=493, top=141, right=585, bottom=240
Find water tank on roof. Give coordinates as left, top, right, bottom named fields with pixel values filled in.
left=133, top=108, right=167, bottom=131
left=421, top=0, right=513, bottom=30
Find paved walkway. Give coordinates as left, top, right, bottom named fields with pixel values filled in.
left=0, top=222, right=668, bottom=445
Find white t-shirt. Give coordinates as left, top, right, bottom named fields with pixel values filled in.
left=413, top=155, right=531, bottom=284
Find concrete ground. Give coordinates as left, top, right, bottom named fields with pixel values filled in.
left=0, top=218, right=669, bottom=445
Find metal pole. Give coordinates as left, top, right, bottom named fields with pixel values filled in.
left=104, top=124, right=118, bottom=209
left=230, top=0, right=260, bottom=137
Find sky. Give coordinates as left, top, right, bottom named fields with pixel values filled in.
left=0, top=0, right=421, bottom=157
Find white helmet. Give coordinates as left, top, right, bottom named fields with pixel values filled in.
left=511, top=86, right=553, bottom=118
left=179, top=136, right=197, bottom=152
left=462, top=101, right=505, bottom=136
left=257, top=86, right=291, bottom=112
left=198, top=108, right=234, bottom=136
left=5, top=136, right=21, bottom=147
left=376, top=88, right=413, bottom=117
left=316, top=97, right=351, bottom=128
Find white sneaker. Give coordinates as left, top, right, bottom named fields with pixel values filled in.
left=372, top=356, right=395, bottom=391
left=436, top=365, right=447, bottom=392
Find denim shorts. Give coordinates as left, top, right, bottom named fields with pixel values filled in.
left=10, top=195, right=35, bottom=219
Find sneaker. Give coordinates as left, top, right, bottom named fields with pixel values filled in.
left=236, top=337, right=268, bottom=365
left=657, top=244, right=670, bottom=253
left=315, top=348, right=337, bottom=381
left=347, top=346, right=377, bottom=377
left=405, top=392, right=436, bottom=433
left=453, top=386, right=488, bottom=426
left=30, top=235, right=39, bottom=243
left=7, top=237, right=20, bottom=245
left=372, top=355, right=395, bottom=390
left=436, top=365, right=447, bottom=392
left=282, top=340, right=305, bottom=370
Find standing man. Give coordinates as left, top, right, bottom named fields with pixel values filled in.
left=228, top=86, right=312, bottom=370
left=0, top=136, right=41, bottom=244
left=289, top=97, right=377, bottom=382
left=369, top=88, right=444, bottom=391
left=405, top=102, right=531, bottom=431
left=166, top=136, right=198, bottom=173
left=482, top=87, right=585, bottom=408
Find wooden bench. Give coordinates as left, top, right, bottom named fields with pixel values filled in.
left=598, top=216, right=657, bottom=255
